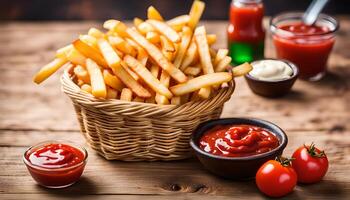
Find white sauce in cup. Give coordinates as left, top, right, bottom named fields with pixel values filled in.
left=249, top=60, right=293, bottom=81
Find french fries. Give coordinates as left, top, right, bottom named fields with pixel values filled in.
left=133, top=18, right=143, bottom=27
left=97, top=38, right=121, bottom=68
left=150, top=65, right=160, bottom=78
left=214, top=49, right=229, bottom=66
left=216, top=56, right=232, bottom=72
left=136, top=47, right=148, bottom=66
left=198, top=87, right=211, bottom=99
left=79, top=35, right=98, bottom=49
left=77, top=79, right=85, bottom=87
left=147, top=6, right=164, bottom=21
left=86, top=59, right=107, bottom=98
left=155, top=27, right=189, bottom=104
left=33, top=57, right=67, bottom=84
left=125, top=38, right=140, bottom=49
left=66, top=48, right=87, bottom=66
left=81, top=84, right=92, bottom=93
left=103, top=69, right=124, bottom=91
left=232, top=62, right=253, bottom=77
left=74, top=65, right=90, bottom=83
left=113, top=63, right=151, bottom=98
left=194, top=26, right=215, bottom=98
left=106, top=87, right=118, bottom=99
left=188, top=0, right=205, bottom=29
left=171, top=96, right=181, bottom=105
left=133, top=96, right=145, bottom=102
left=209, top=48, right=216, bottom=58
left=206, top=34, right=217, bottom=45
left=88, top=28, right=105, bottom=38
left=155, top=70, right=171, bottom=105
left=170, top=72, right=232, bottom=96
left=167, top=15, right=190, bottom=31
left=155, top=94, right=169, bottom=105
left=145, top=98, right=156, bottom=104
left=108, top=36, right=137, bottom=56
left=121, top=61, right=140, bottom=81
left=147, top=20, right=180, bottom=43
left=184, top=66, right=201, bottom=76
left=146, top=31, right=160, bottom=44
left=33, top=0, right=250, bottom=105
left=124, top=55, right=173, bottom=99
left=126, top=28, right=187, bottom=83
left=103, top=20, right=128, bottom=38
left=120, top=88, right=132, bottom=101
left=73, top=39, right=108, bottom=68
left=173, top=26, right=192, bottom=68
left=180, top=39, right=198, bottom=70
left=160, top=36, right=175, bottom=61
left=159, top=36, right=175, bottom=53
left=195, top=26, right=214, bottom=74
left=56, top=44, right=73, bottom=59
left=137, top=22, right=155, bottom=34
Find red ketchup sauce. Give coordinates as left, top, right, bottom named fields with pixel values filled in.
left=199, top=125, right=279, bottom=157
left=273, top=23, right=335, bottom=80
left=24, top=143, right=86, bottom=188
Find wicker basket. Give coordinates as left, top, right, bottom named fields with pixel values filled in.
left=61, top=68, right=235, bottom=161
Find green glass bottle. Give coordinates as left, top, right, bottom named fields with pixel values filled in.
left=227, top=0, right=265, bottom=65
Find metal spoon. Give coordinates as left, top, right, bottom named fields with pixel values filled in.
left=302, top=0, right=329, bottom=25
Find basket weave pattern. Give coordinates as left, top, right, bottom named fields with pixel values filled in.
left=61, top=69, right=235, bottom=161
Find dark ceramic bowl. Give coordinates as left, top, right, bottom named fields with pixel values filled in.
left=244, top=59, right=299, bottom=98
left=190, top=118, right=288, bottom=180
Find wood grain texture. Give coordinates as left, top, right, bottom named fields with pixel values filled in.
left=0, top=18, right=349, bottom=199
left=0, top=130, right=349, bottom=199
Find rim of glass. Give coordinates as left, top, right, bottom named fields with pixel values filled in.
left=232, top=0, right=262, bottom=6
left=23, top=140, right=88, bottom=172
left=270, top=12, right=339, bottom=37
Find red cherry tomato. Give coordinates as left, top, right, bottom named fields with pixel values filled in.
left=292, top=143, right=329, bottom=183
left=256, top=158, right=297, bottom=197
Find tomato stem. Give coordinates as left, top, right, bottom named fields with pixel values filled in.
left=275, top=156, right=294, bottom=167
left=305, top=142, right=325, bottom=158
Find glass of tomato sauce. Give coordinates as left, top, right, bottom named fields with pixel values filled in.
left=23, top=140, right=88, bottom=188
left=270, top=12, right=338, bottom=81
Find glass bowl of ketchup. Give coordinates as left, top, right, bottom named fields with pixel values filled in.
left=270, top=12, right=339, bottom=81
left=23, top=140, right=88, bottom=188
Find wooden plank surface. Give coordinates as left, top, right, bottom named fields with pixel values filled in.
left=0, top=130, right=349, bottom=199
left=0, top=18, right=349, bottom=199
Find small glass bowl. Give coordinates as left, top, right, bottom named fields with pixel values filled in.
left=23, top=140, right=88, bottom=188
left=270, top=12, right=338, bottom=81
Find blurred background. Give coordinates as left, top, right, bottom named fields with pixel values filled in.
left=1, top=0, right=349, bottom=21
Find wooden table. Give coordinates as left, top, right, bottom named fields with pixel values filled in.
left=0, top=18, right=349, bottom=200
